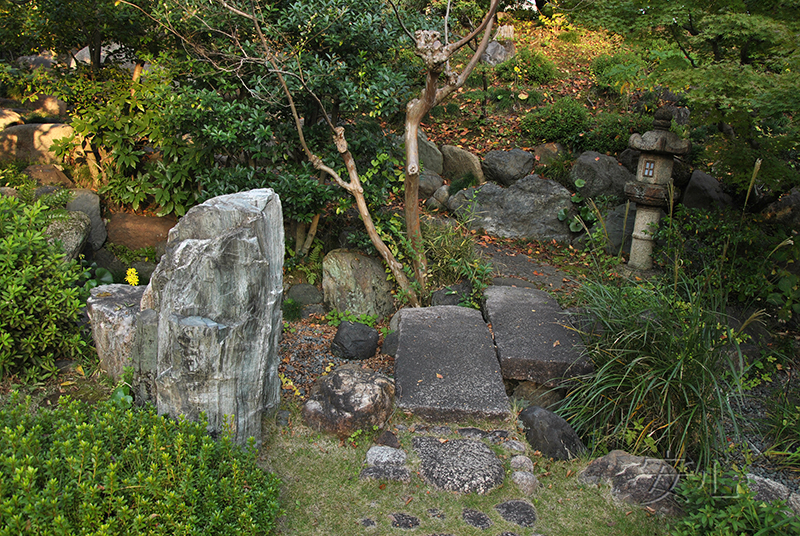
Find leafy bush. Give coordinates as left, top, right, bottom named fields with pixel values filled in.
left=671, top=466, right=800, bottom=535
left=0, top=393, right=281, bottom=535
left=520, top=97, right=589, bottom=148
left=559, top=275, right=752, bottom=468
left=496, top=47, right=559, bottom=86
left=0, top=196, right=89, bottom=381
left=590, top=52, right=647, bottom=96
left=282, top=298, right=303, bottom=322
left=582, top=112, right=653, bottom=154
left=325, top=310, right=379, bottom=327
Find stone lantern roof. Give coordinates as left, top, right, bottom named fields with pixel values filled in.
left=628, top=108, right=691, bottom=156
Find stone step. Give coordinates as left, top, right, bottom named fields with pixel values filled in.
left=394, top=306, right=510, bottom=421
left=482, top=286, right=591, bottom=386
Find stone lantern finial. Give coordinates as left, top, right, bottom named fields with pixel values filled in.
left=625, top=107, right=691, bottom=271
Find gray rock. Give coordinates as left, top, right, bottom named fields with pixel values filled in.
left=462, top=508, right=493, bottom=529
left=366, top=445, right=407, bottom=466
left=519, top=406, right=586, bottom=460
left=579, top=450, right=682, bottom=516
left=483, top=286, right=591, bottom=385
left=458, top=427, right=488, bottom=440
left=481, top=39, right=513, bottom=66
left=570, top=151, right=633, bottom=200
left=418, top=130, right=443, bottom=175
left=46, top=210, right=90, bottom=261
left=286, top=283, right=323, bottom=305
left=331, top=321, right=379, bottom=360
left=301, top=303, right=325, bottom=318
left=449, top=175, right=573, bottom=243
left=587, top=202, right=637, bottom=255
left=395, top=306, right=510, bottom=421
left=433, top=184, right=450, bottom=205
left=87, top=284, right=147, bottom=381
left=495, top=500, right=537, bottom=528
left=617, top=148, right=640, bottom=175
left=441, top=144, right=485, bottom=184
left=381, top=330, right=398, bottom=357
left=415, top=437, right=504, bottom=494
left=419, top=169, right=444, bottom=199
left=0, top=123, right=73, bottom=163
left=682, top=170, right=734, bottom=211
left=148, top=189, right=284, bottom=445
left=302, top=364, right=394, bottom=438
left=504, top=440, right=527, bottom=453
left=482, top=149, right=536, bottom=187
left=376, top=429, right=401, bottom=448
left=512, top=471, right=540, bottom=495
left=322, top=249, right=394, bottom=318
left=66, top=189, right=107, bottom=250
left=131, top=308, right=158, bottom=405
left=25, top=164, right=73, bottom=187
left=510, top=455, right=534, bottom=472
left=745, top=473, right=798, bottom=515
left=389, top=513, right=420, bottom=529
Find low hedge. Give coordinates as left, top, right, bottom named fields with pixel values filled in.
left=0, top=394, right=281, bottom=535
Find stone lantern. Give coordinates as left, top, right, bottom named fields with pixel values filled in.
left=625, top=107, right=691, bottom=271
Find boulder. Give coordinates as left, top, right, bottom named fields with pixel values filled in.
left=617, top=148, right=640, bottom=175
left=432, top=184, right=450, bottom=205
left=24, top=93, right=67, bottom=116
left=106, top=212, right=177, bottom=251
left=330, top=321, right=379, bottom=360
left=301, top=364, right=395, bottom=438
left=746, top=474, right=800, bottom=516
left=418, top=130, right=443, bottom=175
left=510, top=455, right=535, bottom=472
left=587, top=202, right=637, bottom=255
left=430, top=280, right=471, bottom=306
left=381, top=330, right=399, bottom=357
left=762, top=186, right=800, bottom=228
left=682, top=170, right=734, bottom=211
left=449, top=175, right=572, bottom=243
left=413, top=436, right=505, bottom=494
left=519, top=406, right=586, bottom=460
left=482, top=149, right=536, bottom=187
left=87, top=284, right=147, bottom=381
left=419, top=169, right=444, bottom=199
left=322, top=249, right=394, bottom=318
left=0, top=123, right=73, bottom=163
left=24, top=164, right=73, bottom=188
left=441, top=144, right=485, bottom=184
left=146, top=189, right=284, bottom=445
left=570, top=151, right=634, bottom=200
left=0, top=110, right=22, bottom=130
left=66, top=189, right=106, bottom=250
left=46, top=210, right=91, bottom=261
left=481, top=40, right=513, bottom=66
left=286, top=283, right=323, bottom=306
left=579, top=450, right=682, bottom=516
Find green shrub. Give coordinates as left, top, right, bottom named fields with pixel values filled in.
left=496, top=47, right=559, bottom=86
left=590, top=52, right=647, bottom=96
left=325, top=310, right=378, bottom=327
left=282, top=298, right=303, bottom=322
left=671, top=466, right=800, bottom=535
left=0, top=196, right=89, bottom=381
left=0, top=393, right=281, bottom=535
left=521, top=97, right=589, bottom=147
left=582, top=112, right=654, bottom=154
left=559, top=275, right=752, bottom=468
left=448, top=172, right=481, bottom=196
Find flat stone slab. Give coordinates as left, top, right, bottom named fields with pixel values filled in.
left=395, top=306, right=510, bottom=420
left=414, top=437, right=505, bottom=495
left=495, top=500, right=537, bottom=528
left=483, top=286, right=592, bottom=386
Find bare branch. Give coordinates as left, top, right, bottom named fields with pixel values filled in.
left=448, top=0, right=499, bottom=53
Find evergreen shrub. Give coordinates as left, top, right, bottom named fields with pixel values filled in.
left=0, top=195, right=88, bottom=381
left=582, top=112, right=653, bottom=154
left=0, top=393, right=281, bottom=535
left=520, top=97, right=589, bottom=147
left=496, top=48, right=559, bottom=86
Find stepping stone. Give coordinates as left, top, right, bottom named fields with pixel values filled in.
left=361, top=518, right=376, bottom=527
left=395, top=306, right=509, bottom=420
left=359, top=465, right=411, bottom=483
left=427, top=508, right=445, bottom=519
left=366, top=445, right=406, bottom=466
left=483, top=286, right=592, bottom=386
left=414, top=437, right=504, bottom=495
left=389, top=513, right=420, bottom=529
left=495, top=500, right=537, bottom=528
left=462, top=508, right=492, bottom=529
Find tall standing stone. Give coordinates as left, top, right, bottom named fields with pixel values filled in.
left=145, top=189, right=283, bottom=445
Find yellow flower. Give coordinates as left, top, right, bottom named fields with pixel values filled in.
left=125, top=268, right=139, bottom=286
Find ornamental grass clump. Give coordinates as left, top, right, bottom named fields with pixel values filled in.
left=0, top=393, right=281, bottom=535
left=558, top=275, right=755, bottom=469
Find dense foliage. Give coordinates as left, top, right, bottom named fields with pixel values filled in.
left=0, top=393, right=281, bottom=535
left=0, top=195, right=89, bottom=382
